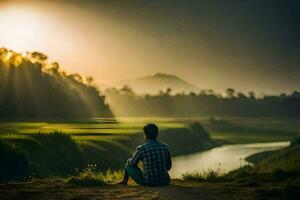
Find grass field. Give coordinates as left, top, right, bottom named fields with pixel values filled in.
left=1, top=117, right=299, bottom=144
left=0, top=117, right=184, bottom=137
left=0, top=117, right=187, bottom=152
left=203, top=117, right=300, bottom=143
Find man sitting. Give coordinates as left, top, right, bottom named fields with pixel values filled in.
left=119, top=123, right=172, bottom=186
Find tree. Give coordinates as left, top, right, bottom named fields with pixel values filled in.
left=248, top=91, right=256, bottom=99
left=226, top=88, right=235, bottom=98
left=120, top=85, right=135, bottom=96
left=86, top=76, right=94, bottom=85
left=30, top=52, right=48, bottom=63
left=166, top=88, right=172, bottom=96
left=0, top=48, right=113, bottom=118
left=237, top=92, right=247, bottom=99
left=291, top=90, right=300, bottom=98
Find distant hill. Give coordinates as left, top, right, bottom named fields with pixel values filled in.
left=116, top=73, right=200, bottom=94
left=0, top=48, right=112, bottom=118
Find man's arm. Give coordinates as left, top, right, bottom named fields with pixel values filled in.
left=166, top=150, right=172, bottom=171
left=127, top=146, right=143, bottom=167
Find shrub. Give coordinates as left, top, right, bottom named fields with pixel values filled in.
left=29, top=131, right=84, bottom=177
left=285, top=178, right=300, bottom=200
left=189, top=122, right=211, bottom=140
left=182, top=168, right=226, bottom=182
left=0, top=140, right=29, bottom=183
left=290, top=137, right=300, bottom=147
left=67, top=172, right=107, bottom=186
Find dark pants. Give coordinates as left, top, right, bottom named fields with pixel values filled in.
left=124, top=163, right=146, bottom=186
left=124, top=163, right=170, bottom=186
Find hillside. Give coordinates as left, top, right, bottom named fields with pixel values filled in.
left=0, top=48, right=112, bottom=118
left=116, top=73, right=200, bottom=94
left=246, top=138, right=300, bottom=171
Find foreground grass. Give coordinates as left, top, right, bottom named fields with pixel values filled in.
left=1, top=171, right=299, bottom=200
left=182, top=168, right=226, bottom=183
left=181, top=167, right=300, bottom=199
left=67, top=165, right=123, bottom=186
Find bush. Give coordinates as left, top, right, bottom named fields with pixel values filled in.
left=285, top=178, right=300, bottom=200
left=29, top=132, right=84, bottom=177
left=0, top=141, right=29, bottom=183
left=67, top=172, right=107, bottom=186
left=290, top=137, right=300, bottom=147
left=189, top=122, right=211, bottom=140
left=182, top=168, right=226, bottom=182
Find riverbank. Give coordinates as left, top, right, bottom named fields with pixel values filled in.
left=170, top=141, right=289, bottom=178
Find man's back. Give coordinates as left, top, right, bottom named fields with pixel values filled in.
left=130, top=139, right=172, bottom=186
left=120, top=123, right=172, bottom=186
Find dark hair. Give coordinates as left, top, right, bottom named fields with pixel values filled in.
left=143, top=123, right=158, bottom=139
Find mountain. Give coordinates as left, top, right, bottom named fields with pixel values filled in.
left=116, top=73, right=200, bottom=94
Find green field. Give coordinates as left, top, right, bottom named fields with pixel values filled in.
left=1, top=117, right=299, bottom=144
left=0, top=118, right=185, bottom=134
left=204, top=117, right=300, bottom=143
left=0, top=118, right=186, bottom=143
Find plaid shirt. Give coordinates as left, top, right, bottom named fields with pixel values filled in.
left=128, top=139, right=172, bottom=186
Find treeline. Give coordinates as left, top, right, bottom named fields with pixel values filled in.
left=0, top=48, right=112, bottom=118
left=105, top=86, right=300, bottom=117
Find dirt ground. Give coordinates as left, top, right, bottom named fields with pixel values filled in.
left=0, top=179, right=282, bottom=200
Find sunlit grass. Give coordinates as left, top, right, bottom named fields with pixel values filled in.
left=0, top=119, right=185, bottom=141
left=182, top=168, right=226, bottom=182
left=73, top=135, right=122, bottom=142
left=1, top=117, right=299, bottom=144
left=67, top=164, right=123, bottom=186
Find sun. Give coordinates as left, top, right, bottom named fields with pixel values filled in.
left=0, top=6, right=46, bottom=52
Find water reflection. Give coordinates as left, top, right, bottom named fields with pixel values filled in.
left=170, top=141, right=289, bottom=178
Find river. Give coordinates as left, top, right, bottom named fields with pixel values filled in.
left=170, top=141, right=289, bottom=178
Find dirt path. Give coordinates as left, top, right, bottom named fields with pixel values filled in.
left=0, top=179, right=271, bottom=200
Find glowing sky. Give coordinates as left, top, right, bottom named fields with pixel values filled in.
left=0, top=0, right=299, bottom=94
